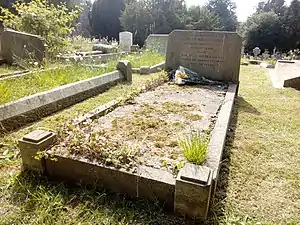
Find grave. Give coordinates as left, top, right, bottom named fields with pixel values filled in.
left=0, top=29, right=45, bottom=65
left=19, top=31, right=240, bottom=219
left=165, top=30, right=242, bottom=83
left=145, top=34, right=169, bottom=55
left=119, top=31, right=133, bottom=52
left=269, top=60, right=300, bottom=89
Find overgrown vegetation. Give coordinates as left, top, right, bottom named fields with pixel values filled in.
left=0, top=52, right=162, bottom=104
left=124, top=51, right=164, bottom=68
left=0, top=64, right=109, bottom=104
left=0, top=0, right=81, bottom=55
left=179, top=132, right=208, bottom=165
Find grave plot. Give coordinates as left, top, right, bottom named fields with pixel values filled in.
left=50, top=83, right=226, bottom=176
left=19, top=81, right=236, bottom=220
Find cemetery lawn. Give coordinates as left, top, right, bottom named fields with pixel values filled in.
left=0, top=66, right=299, bottom=224
left=213, top=65, right=300, bottom=224
left=0, top=64, right=115, bottom=105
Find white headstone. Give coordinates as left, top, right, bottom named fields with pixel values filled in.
left=119, top=31, right=133, bottom=52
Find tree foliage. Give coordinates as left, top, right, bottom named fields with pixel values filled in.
left=0, top=0, right=80, bottom=55
left=241, top=0, right=300, bottom=52
left=186, top=6, right=222, bottom=30
left=120, top=0, right=186, bottom=46
left=91, top=0, right=124, bottom=39
left=206, top=0, right=238, bottom=31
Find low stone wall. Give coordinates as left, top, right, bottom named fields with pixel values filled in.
left=0, top=69, right=129, bottom=132
left=132, top=61, right=165, bottom=74
left=19, top=83, right=237, bottom=220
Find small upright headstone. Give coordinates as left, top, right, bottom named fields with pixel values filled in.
left=119, top=31, right=133, bottom=52
left=165, top=30, right=242, bottom=83
left=253, top=47, right=261, bottom=59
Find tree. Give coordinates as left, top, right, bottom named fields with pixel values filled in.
left=186, top=6, right=222, bottom=30
left=120, top=0, right=186, bottom=45
left=120, top=0, right=152, bottom=45
left=257, top=0, right=286, bottom=17
left=240, top=12, right=286, bottom=52
left=206, top=0, right=238, bottom=31
left=91, top=0, right=124, bottom=39
left=73, top=0, right=92, bottom=37
left=0, top=0, right=80, bottom=55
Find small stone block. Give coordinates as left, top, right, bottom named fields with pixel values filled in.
left=23, top=130, right=52, bottom=143
left=117, top=60, right=132, bottom=82
left=140, top=66, right=151, bottom=74
left=180, top=163, right=211, bottom=185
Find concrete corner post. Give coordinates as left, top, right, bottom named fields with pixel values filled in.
left=174, top=163, right=213, bottom=219
left=18, top=130, right=57, bottom=172
left=117, top=60, right=132, bottom=82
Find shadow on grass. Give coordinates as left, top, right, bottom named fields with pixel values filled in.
left=6, top=170, right=188, bottom=225
left=236, top=96, right=260, bottom=115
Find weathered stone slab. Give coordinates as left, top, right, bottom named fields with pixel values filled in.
left=0, top=71, right=123, bottom=132
left=92, top=43, right=116, bottom=53
left=175, top=164, right=213, bottom=219
left=137, top=166, right=175, bottom=208
left=19, top=130, right=57, bottom=172
left=180, top=163, right=211, bottom=185
left=274, top=60, right=300, bottom=89
left=72, top=100, right=119, bottom=126
left=45, top=154, right=176, bottom=208
left=165, top=30, right=242, bottom=83
left=145, top=34, right=168, bottom=54
left=23, top=130, right=53, bottom=143
left=117, top=60, right=132, bottom=81
left=0, top=29, right=45, bottom=65
left=205, top=84, right=237, bottom=196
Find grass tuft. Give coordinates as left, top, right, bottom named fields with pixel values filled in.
left=179, top=132, right=208, bottom=165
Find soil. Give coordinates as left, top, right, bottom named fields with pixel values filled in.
left=51, top=83, right=227, bottom=177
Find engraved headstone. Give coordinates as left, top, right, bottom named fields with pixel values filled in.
left=119, top=31, right=133, bottom=52
left=165, top=30, right=242, bottom=83
left=145, top=34, right=168, bottom=54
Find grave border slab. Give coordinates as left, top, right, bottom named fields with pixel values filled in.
left=18, top=83, right=237, bottom=220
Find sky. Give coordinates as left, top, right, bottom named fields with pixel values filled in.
left=186, top=0, right=293, bottom=22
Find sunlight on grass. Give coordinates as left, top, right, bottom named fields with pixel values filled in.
left=179, top=132, right=208, bottom=165
left=124, top=51, right=164, bottom=68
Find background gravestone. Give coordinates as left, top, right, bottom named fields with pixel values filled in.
left=0, top=29, right=45, bottom=65
left=119, top=31, right=133, bottom=52
left=165, top=30, right=242, bottom=83
left=145, top=34, right=168, bottom=55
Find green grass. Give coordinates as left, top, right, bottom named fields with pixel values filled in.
left=210, top=65, right=300, bottom=224
left=124, top=51, right=164, bottom=68
left=0, top=65, right=114, bottom=105
left=0, top=65, right=300, bottom=224
left=0, top=64, right=21, bottom=75
left=179, top=132, right=208, bottom=165
left=0, top=52, right=163, bottom=105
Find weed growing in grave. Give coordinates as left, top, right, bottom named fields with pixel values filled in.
left=179, top=132, right=208, bottom=165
